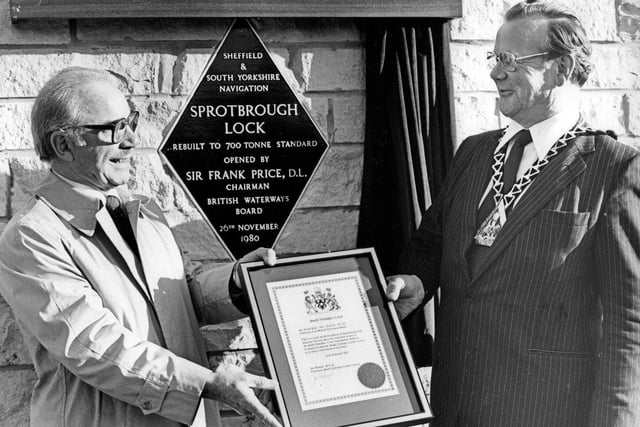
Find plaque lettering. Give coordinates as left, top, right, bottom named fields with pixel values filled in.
left=159, top=19, right=329, bottom=259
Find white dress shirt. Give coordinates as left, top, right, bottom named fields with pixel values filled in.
left=51, top=168, right=125, bottom=204
left=479, top=109, right=581, bottom=208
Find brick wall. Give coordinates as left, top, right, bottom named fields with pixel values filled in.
left=1, top=0, right=638, bottom=425
left=451, top=0, right=640, bottom=150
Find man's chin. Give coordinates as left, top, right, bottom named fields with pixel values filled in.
left=497, top=103, right=516, bottom=120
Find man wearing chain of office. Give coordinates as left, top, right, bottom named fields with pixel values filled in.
left=387, top=1, right=640, bottom=426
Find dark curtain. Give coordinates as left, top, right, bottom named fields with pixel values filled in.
left=357, top=19, right=455, bottom=367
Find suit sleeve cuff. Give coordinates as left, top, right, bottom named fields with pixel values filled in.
left=229, top=262, right=249, bottom=314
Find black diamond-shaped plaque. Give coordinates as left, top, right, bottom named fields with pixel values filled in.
left=159, top=19, right=329, bottom=260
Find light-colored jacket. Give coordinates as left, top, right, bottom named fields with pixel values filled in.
left=0, top=172, right=234, bottom=426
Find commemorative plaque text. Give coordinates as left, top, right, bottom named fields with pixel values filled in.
left=159, top=19, right=328, bottom=259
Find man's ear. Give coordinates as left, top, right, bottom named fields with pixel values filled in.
left=555, top=54, right=575, bottom=86
left=49, top=131, right=75, bottom=161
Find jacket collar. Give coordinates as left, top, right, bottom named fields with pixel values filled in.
left=35, top=171, right=152, bottom=236
left=499, top=110, right=581, bottom=161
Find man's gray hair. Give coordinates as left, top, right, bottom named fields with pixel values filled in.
left=506, top=0, right=592, bottom=87
left=31, top=67, right=117, bottom=161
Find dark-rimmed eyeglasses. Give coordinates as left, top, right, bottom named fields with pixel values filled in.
left=487, top=51, right=549, bottom=71
left=61, top=111, right=139, bottom=144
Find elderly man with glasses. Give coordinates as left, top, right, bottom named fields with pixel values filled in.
left=0, top=67, right=282, bottom=427
left=387, top=1, right=640, bottom=426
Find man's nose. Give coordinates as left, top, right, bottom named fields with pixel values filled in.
left=118, top=126, right=137, bottom=148
left=490, top=63, right=507, bottom=81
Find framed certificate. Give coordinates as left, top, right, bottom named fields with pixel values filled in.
left=239, top=248, right=433, bottom=426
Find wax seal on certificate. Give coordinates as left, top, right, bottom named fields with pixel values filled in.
left=357, top=363, right=386, bottom=389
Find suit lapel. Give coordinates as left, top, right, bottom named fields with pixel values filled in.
left=469, top=135, right=594, bottom=282
left=36, top=173, right=154, bottom=303
left=456, top=132, right=502, bottom=281
left=96, top=208, right=152, bottom=301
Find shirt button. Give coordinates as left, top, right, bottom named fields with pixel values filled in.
left=142, top=401, right=152, bottom=410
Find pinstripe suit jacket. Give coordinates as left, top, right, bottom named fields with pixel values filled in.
left=400, top=129, right=640, bottom=426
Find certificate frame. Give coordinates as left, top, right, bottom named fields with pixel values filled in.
left=239, top=247, right=433, bottom=427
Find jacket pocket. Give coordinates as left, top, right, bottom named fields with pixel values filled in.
left=542, top=209, right=590, bottom=226
left=535, top=209, right=591, bottom=269
left=527, top=348, right=594, bottom=359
